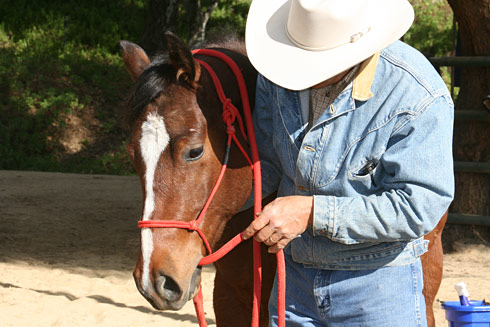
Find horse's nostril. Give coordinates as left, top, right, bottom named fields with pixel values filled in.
left=156, top=274, right=183, bottom=302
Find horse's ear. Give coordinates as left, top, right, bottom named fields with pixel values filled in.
left=119, top=40, right=151, bottom=82
left=165, top=32, right=201, bottom=86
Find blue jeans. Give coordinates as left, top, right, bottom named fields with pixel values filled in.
left=268, top=251, right=427, bottom=327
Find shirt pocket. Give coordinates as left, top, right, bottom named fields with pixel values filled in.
left=348, top=152, right=384, bottom=192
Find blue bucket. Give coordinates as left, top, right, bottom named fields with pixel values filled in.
left=442, top=301, right=490, bottom=327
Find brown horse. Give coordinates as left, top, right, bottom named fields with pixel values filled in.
left=120, top=33, right=445, bottom=327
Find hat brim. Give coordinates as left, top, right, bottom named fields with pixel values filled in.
left=245, top=0, right=414, bottom=91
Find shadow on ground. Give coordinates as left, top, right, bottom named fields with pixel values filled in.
left=0, top=170, right=142, bottom=271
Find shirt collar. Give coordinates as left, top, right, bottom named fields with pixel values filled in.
left=352, top=52, right=380, bottom=101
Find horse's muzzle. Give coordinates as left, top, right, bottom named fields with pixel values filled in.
left=133, top=267, right=202, bottom=311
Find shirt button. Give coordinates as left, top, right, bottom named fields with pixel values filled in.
left=329, top=104, right=336, bottom=114
left=304, top=145, right=316, bottom=152
left=297, top=185, right=308, bottom=191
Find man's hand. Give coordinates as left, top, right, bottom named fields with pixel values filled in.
left=242, top=196, right=313, bottom=253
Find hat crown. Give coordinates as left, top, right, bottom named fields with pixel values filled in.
left=286, top=0, right=371, bottom=51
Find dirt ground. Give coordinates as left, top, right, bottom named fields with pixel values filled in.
left=0, top=170, right=489, bottom=327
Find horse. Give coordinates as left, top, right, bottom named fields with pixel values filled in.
left=119, top=32, right=446, bottom=327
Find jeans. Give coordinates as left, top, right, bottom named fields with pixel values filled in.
left=269, top=251, right=427, bottom=327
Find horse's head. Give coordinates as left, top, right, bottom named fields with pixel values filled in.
left=120, top=33, right=253, bottom=310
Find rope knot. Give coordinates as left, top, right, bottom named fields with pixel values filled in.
left=188, top=220, right=198, bottom=231
left=222, top=99, right=237, bottom=125
left=226, top=125, right=236, bottom=135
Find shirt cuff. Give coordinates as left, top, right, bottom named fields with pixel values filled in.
left=312, top=194, right=336, bottom=238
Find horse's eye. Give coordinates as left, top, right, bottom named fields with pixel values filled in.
left=185, top=146, right=204, bottom=162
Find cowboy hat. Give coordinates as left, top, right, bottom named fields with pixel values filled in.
left=245, top=0, right=414, bottom=90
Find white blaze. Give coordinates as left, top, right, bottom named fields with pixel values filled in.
left=140, top=111, right=170, bottom=291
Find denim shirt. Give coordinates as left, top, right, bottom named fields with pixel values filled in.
left=253, top=41, right=455, bottom=270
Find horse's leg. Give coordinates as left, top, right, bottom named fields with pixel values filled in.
left=214, top=242, right=276, bottom=327
left=421, top=211, right=448, bottom=327
left=213, top=260, right=252, bottom=326
left=213, top=196, right=277, bottom=327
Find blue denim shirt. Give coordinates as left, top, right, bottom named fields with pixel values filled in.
left=253, top=41, right=454, bottom=270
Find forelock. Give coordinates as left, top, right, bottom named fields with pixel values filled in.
left=126, top=56, right=175, bottom=127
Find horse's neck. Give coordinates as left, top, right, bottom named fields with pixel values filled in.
left=197, top=47, right=257, bottom=115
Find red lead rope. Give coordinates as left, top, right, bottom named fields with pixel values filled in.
left=138, top=49, right=286, bottom=327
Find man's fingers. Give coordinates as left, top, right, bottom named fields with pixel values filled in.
left=242, top=212, right=269, bottom=240
left=268, top=237, right=291, bottom=253
left=264, top=233, right=281, bottom=245
left=253, top=225, right=277, bottom=243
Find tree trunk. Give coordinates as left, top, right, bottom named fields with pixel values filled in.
left=187, top=0, right=219, bottom=48
left=141, top=0, right=180, bottom=55
left=141, top=0, right=219, bottom=55
left=446, top=0, right=490, bottom=219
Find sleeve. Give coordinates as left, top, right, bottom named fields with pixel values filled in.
left=312, top=95, right=455, bottom=244
left=254, top=74, right=282, bottom=198
left=241, top=74, right=282, bottom=211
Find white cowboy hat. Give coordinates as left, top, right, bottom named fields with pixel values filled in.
left=245, top=0, right=414, bottom=90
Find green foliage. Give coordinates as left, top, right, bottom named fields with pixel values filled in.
left=405, top=0, right=453, bottom=57
left=0, top=0, right=146, bottom=51
left=0, top=1, right=139, bottom=175
left=207, top=0, right=252, bottom=40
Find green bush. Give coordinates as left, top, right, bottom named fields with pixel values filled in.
left=405, top=0, right=453, bottom=57
left=207, top=0, right=252, bottom=40
left=0, top=1, right=141, bottom=174
left=0, top=0, right=146, bottom=50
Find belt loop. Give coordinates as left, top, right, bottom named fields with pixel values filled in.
left=412, top=239, right=429, bottom=257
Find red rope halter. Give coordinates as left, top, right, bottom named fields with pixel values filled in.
left=137, top=49, right=286, bottom=327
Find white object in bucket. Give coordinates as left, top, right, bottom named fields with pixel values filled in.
left=454, top=282, right=471, bottom=306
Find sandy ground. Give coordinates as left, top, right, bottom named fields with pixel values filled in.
left=0, top=170, right=489, bottom=327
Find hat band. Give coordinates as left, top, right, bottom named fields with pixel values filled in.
left=285, top=26, right=371, bottom=52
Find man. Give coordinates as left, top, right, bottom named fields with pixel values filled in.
left=241, top=0, right=454, bottom=326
